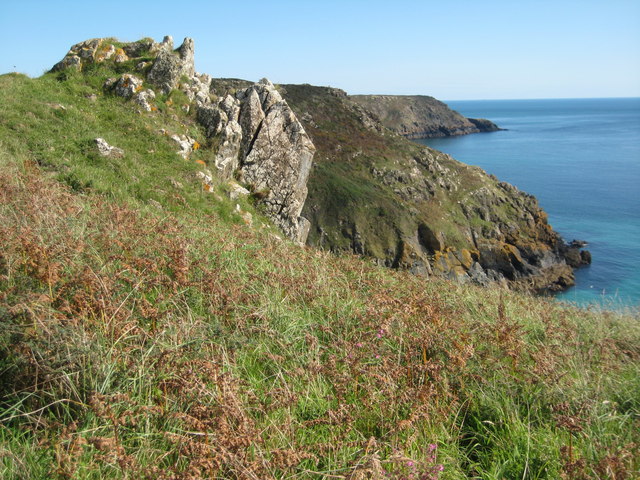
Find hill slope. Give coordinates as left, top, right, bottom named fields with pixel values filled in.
left=1, top=36, right=636, bottom=479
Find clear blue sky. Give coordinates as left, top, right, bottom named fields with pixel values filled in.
left=1, top=0, right=639, bottom=100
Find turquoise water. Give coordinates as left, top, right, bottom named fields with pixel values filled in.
left=417, top=98, right=640, bottom=309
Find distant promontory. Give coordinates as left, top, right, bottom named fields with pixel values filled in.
left=351, top=94, right=502, bottom=138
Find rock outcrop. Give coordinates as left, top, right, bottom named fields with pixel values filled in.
left=197, top=79, right=315, bottom=243
left=350, top=94, right=501, bottom=139
left=52, top=36, right=315, bottom=245
left=94, top=138, right=124, bottom=158
left=147, top=37, right=195, bottom=94
left=103, top=74, right=156, bottom=111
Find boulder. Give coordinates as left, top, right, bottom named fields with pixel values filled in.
left=111, top=74, right=144, bottom=98
left=133, top=89, right=156, bottom=112
left=170, top=134, right=196, bottom=159
left=95, top=138, right=124, bottom=158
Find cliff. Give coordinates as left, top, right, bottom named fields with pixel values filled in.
left=50, top=36, right=315, bottom=244
left=351, top=94, right=501, bottom=138
left=41, top=35, right=587, bottom=293
left=281, top=85, right=589, bottom=292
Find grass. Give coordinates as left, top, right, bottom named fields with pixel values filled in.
left=0, top=66, right=639, bottom=479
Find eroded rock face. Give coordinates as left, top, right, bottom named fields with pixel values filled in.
left=197, top=79, right=315, bottom=243
left=147, top=37, right=195, bottom=94
left=281, top=84, right=590, bottom=293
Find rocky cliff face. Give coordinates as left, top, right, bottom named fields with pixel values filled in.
left=282, top=85, right=589, bottom=293
left=350, top=94, right=501, bottom=138
left=197, top=80, right=315, bottom=242
left=49, top=36, right=588, bottom=293
left=51, top=36, right=315, bottom=244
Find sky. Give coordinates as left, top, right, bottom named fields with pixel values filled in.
left=1, top=0, right=639, bottom=100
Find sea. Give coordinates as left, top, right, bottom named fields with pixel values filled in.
left=416, top=98, right=640, bottom=310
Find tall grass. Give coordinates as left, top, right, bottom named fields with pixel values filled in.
left=0, top=70, right=638, bottom=479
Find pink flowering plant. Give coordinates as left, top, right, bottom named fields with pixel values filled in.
left=384, top=444, right=444, bottom=480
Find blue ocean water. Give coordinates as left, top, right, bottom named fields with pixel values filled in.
left=417, top=98, right=640, bottom=309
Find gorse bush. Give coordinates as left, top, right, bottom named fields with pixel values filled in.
left=0, top=68, right=638, bottom=479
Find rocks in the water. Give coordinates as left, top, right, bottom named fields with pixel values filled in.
left=562, top=241, right=592, bottom=268
left=569, top=239, right=588, bottom=248
left=95, top=138, right=124, bottom=158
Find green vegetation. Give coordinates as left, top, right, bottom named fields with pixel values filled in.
left=281, top=84, right=528, bottom=260
left=0, top=67, right=639, bottom=479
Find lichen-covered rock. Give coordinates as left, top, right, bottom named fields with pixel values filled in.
left=241, top=97, right=315, bottom=243
left=238, top=88, right=265, bottom=157
left=96, top=44, right=116, bottom=62
left=170, top=134, right=197, bottom=159
left=149, top=36, right=174, bottom=54
left=214, top=121, right=243, bottom=178
left=51, top=38, right=116, bottom=72
left=122, top=38, right=154, bottom=57
left=180, top=74, right=212, bottom=106
left=133, top=89, right=156, bottom=112
left=114, top=48, right=129, bottom=64
left=228, top=182, right=250, bottom=200
left=196, top=79, right=315, bottom=243
left=147, top=37, right=195, bottom=94
left=196, top=170, right=214, bottom=192
left=95, top=138, right=124, bottom=158
left=51, top=38, right=102, bottom=72
left=112, top=74, right=143, bottom=98
left=103, top=74, right=156, bottom=111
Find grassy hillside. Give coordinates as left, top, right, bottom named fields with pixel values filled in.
left=1, top=69, right=639, bottom=479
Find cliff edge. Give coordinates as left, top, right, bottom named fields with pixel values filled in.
left=282, top=85, right=589, bottom=293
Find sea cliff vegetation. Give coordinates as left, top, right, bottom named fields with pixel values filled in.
left=0, top=38, right=638, bottom=479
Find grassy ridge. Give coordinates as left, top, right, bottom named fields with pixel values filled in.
left=0, top=71, right=639, bottom=479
